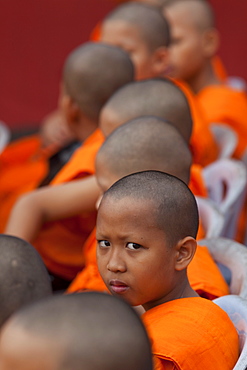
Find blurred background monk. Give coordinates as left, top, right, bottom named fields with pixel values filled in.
left=163, top=0, right=247, bottom=159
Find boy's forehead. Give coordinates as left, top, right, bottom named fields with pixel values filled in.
left=165, top=4, right=190, bottom=26
left=97, top=195, right=163, bottom=238
left=164, top=1, right=208, bottom=33
left=99, top=193, right=155, bottom=214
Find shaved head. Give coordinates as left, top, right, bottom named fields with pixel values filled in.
left=100, top=78, right=192, bottom=142
left=115, top=0, right=169, bottom=6
left=135, top=0, right=169, bottom=7
left=96, top=116, right=192, bottom=188
left=103, top=2, right=170, bottom=51
left=0, top=235, right=52, bottom=328
left=0, top=292, right=153, bottom=370
left=63, top=42, right=134, bottom=121
left=164, top=0, right=215, bottom=31
left=101, top=171, right=199, bottom=245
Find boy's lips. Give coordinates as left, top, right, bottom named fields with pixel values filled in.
left=109, top=279, right=129, bottom=294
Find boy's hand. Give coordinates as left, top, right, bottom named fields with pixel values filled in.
left=40, top=109, right=76, bottom=150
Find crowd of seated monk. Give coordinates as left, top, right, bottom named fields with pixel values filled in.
left=0, top=1, right=247, bottom=369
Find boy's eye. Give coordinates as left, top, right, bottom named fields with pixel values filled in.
left=126, top=242, right=142, bottom=250
left=98, top=240, right=110, bottom=248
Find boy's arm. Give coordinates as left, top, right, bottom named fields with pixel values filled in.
left=5, top=175, right=100, bottom=242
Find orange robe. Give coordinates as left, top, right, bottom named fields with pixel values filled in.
left=142, top=297, right=239, bottom=370
left=0, top=135, right=52, bottom=232
left=174, top=79, right=218, bottom=167
left=189, top=164, right=207, bottom=240
left=66, top=228, right=106, bottom=293
left=196, top=84, right=247, bottom=159
left=188, top=245, right=229, bottom=300
left=68, top=164, right=230, bottom=298
left=90, top=22, right=102, bottom=42
left=31, top=129, right=104, bottom=281
left=212, top=55, right=228, bottom=82
left=197, top=85, right=247, bottom=243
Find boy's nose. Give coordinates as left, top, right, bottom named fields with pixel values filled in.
left=107, top=250, right=127, bottom=273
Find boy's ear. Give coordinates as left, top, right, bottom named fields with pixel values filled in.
left=151, top=46, right=169, bottom=76
left=174, top=236, right=197, bottom=271
left=202, top=28, right=220, bottom=58
left=60, top=94, right=81, bottom=125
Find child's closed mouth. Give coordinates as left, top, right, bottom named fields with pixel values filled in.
left=109, top=279, right=129, bottom=294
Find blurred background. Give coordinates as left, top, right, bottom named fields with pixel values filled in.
left=0, top=0, right=246, bottom=132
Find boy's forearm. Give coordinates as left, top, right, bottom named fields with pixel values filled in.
left=5, top=175, right=101, bottom=241
left=5, top=193, right=45, bottom=242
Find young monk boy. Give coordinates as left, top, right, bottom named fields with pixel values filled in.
left=67, top=116, right=229, bottom=299
left=0, top=292, right=153, bottom=370
left=5, top=42, right=134, bottom=289
left=96, top=170, right=239, bottom=369
left=0, top=234, right=52, bottom=328
left=99, top=1, right=218, bottom=166
left=163, top=0, right=247, bottom=159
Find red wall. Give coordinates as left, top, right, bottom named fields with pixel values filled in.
left=210, top=0, right=247, bottom=79
left=0, top=0, right=246, bottom=130
left=0, top=0, right=115, bottom=129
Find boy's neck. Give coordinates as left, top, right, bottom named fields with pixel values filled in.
left=186, top=60, right=221, bottom=94
left=76, top=116, right=98, bottom=142
left=143, top=274, right=199, bottom=312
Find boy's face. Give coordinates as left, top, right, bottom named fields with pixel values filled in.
left=163, top=5, right=205, bottom=82
left=96, top=195, right=179, bottom=311
left=101, top=20, right=161, bottom=80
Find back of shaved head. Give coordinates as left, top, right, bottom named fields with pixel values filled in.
left=103, top=2, right=170, bottom=50
left=97, top=116, right=192, bottom=184
left=117, top=0, right=168, bottom=6
left=63, top=42, right=134, bottom=121
left=0, top=292, right=153, bottom=370
left=102, top=171, right=199, bottom=245
left=164, top=0, right=215, bottom=31
left=135, top=0, right=169, bottom=7
left=100, top=78, right=192, bottom=142
left=0, top=235, right=52, bottom=328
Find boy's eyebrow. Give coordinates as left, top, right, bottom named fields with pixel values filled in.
left=96, top=230, right=110, bottom=240
left=97, top=229, right=138, bottom=242
left=97, top=224, right=151, bottom=243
